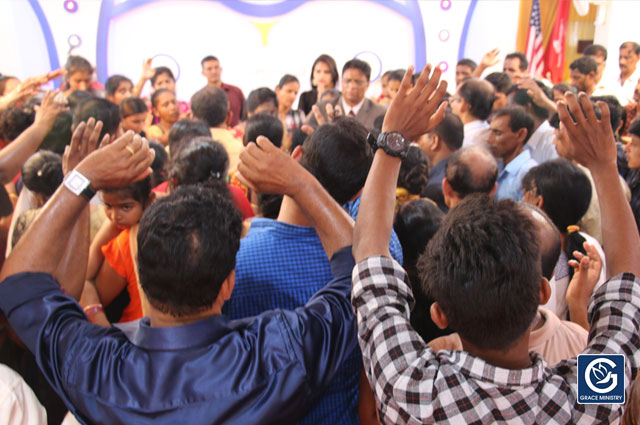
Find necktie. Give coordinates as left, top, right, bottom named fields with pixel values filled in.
left=348, top=110, right=355, bottom=117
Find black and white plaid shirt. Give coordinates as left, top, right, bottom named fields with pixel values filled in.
left=351, top=255, right=640, bottom=424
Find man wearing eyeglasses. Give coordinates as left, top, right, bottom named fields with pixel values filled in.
left=307, top=59, right=386, bottom=131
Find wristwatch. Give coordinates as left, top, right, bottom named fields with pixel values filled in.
left=64, top=169, right=96, bottom=201
left=367, top=132, right=410, bottom=159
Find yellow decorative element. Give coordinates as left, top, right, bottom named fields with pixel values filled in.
left=251, top=21, right=276, bottom=46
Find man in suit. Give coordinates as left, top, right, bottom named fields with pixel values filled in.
left=307, top=59, right=386, bottom=131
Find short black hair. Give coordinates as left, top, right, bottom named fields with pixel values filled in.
left=398, top=145, right=429, bottom=195
left=190, top=86, right=229, bottom=127
left=277, top=74, right=299, bottom=89
left=150, top=88, right=173, bottom=109
left=66, top=90, right=94, bottom=112
left=457, top=58, right=477, bottom=71
left=245, top=87, right=278, bottom=119
left=120, top=97, right=148, bottom=118
left=105, top=75, right=133, bottom=96
left=629, top=118, right=640, bottom=138
left=170, top=138, right=230, bottom=187
left=342, top=59, right=371, bottom=81
left=458, top=78, right=495, bottom=120
left=167, top=118, right=211, bottom=157
left=138, top=184, right=242, bottom=317
left=21, top=150, right=62, bottom=199
left=492, top=106, right=535, bottom=145
left=552, top=82, right=576, bottom=96
left=40, top=111, right=73, bottom=155
left=394, top=199, right=444, bottom=278
left=387, top=69, right=405, bottom=83
left=570, top=56, right=597, bottom=75
left=485, top=72, right=512, bottom=94
left=445, top=146, right=498, bottom=198
left=72, top=98, right=120, bottom=142
left=505, top=52, right=529, bottom=71
left=511, top=80, right=552, bottom=119
left=149, top=140, right=168, bottom=188
left=620, top=41, right=640, bottom=55
left=65, top=55, right=93, bottom=78
left=419, top=194, right=540, bottom=350
left=101, top=176, right=152, bottom=206
left=521, top=159, right=592, bottom=232
left=201, top=55, right=219, bottom=67
left=243, top=113, right=283, bottom=148
left=0, top=98, right=37, bottom=141
left=299, top=117, right=371, bottom=205
left=151, top=67, right=175, bottom=86
left=394, top=199, right=445, bottom=342
left=584, top=44, right=607, bottom=60
left=433, top=112, right=464, bottom=151
left=310, top=54, right=339, bottom=88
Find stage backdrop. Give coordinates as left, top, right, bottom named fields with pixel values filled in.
left=1, top=0, right=637, bottom=102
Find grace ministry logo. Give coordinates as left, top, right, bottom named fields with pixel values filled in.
left=578, top=354, right=625, bottom=404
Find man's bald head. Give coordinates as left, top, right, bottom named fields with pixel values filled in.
left=443, top=146, right=498, bottom=207
left=519, top=203, right=561, bottom=280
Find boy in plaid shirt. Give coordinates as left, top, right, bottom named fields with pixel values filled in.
left=352, top=66, right=640, bottom=424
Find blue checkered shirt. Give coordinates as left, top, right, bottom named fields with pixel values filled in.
left=226, top=203, right=402, bottom=425
left=352, top=255, right=640, bottom=424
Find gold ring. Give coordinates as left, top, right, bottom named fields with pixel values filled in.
left=125, top=146, right=135, bottom=155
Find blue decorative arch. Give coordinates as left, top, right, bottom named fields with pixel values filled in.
left=27, top=0, right=62, bottom=88
left=96, top=0, right=427, bottom=83
left=458, top=0, right=478, bottom=61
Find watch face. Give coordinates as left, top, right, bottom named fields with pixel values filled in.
left=67, top=173, right=88, bottom=192
left=386, top=132, right=407, bottom=151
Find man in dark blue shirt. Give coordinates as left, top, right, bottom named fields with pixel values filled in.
left=0, top=126, right=358, bottom=424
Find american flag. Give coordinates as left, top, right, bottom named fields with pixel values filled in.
left=525, top=0, right=544, bottom=76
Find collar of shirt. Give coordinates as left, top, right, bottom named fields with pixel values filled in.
left=501, top=148, right=533, bottom=176
left=341, top=96, right=365, bottom=117
left=115, top=314, right=231, bottom=350
left=527, top=120, right=553, bottom=150
left=442, top=349, right=548, bottom=386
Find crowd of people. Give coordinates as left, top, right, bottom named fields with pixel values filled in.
left=0, top=39, right=639, bottom=425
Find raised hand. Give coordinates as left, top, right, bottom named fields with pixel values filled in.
left=141, top=58, right=155, bottom=80
left=237, top=135, right=304, bottom=197
left=63, top=118, right=108, bottom=175
left=557, top=92, right=617, bottom=171
left=381, top=65, right=448, bottom=141
left=34, top=90, right=70, bottom=132
left=481, top=48, right=500, bottom=68
left=566, top=242, right=603, bottom=330
left=76, top=131, right=154, bottom=190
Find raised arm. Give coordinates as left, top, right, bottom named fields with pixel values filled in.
left=353, top=65, right=448, bottom=263
left=0, top=91, right=68, bottom=184
left=133, top=58, right=155, bottom=98
left=0, top=132, right=154, bottom=281
left=557, top=93, right=640, bottom=277
left=238, top=136, right=352, bottom=258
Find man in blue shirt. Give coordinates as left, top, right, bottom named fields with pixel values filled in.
left=227, top=117, right=402, bottom=425
left=0, top=127, right=359, bottom=424
left=488, top=106, right=538, bottom=201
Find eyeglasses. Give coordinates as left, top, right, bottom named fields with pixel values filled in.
left=343, top=79, right=367, bottom=87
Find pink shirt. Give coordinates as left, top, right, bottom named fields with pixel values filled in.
left=428, top=307, right=588, bottom=365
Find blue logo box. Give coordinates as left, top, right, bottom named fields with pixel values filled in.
left=578, top=354, right=625, bottom=404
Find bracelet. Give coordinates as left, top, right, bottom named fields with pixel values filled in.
left=83, top=303, right=104, bottom=319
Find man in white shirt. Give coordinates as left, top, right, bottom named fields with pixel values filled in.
left=614, top=41, right=640, bottom=105
left=450, top=78, right=494, bottom=147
